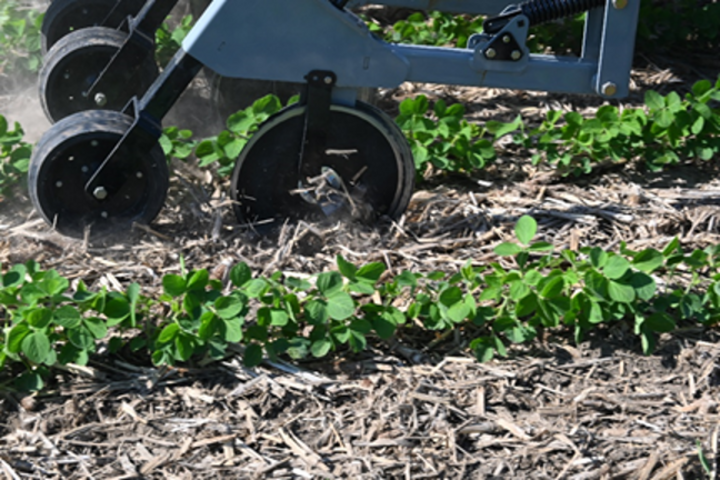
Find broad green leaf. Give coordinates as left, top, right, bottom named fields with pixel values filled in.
left=608, top=280, right=635, bottom=303
left=244, top=278, right=268, bottom=298
left=305, top=299, right=329, bottom=324
left=26, top=308, right=52, bottom=329
left=356, top=262, right=386, bottom=284
left=446, top=301, right=470, bottom=323
left=515, top=215, right=537, bottom=245
left=243, top=343, right=263, bottom=367
left=317, top=271, right=344, bottom=296
left=158, top=323, right=180, bottom=344
left=539, top=276, right=564, bottom=299
left=67, top=326, right=94, bottom=350
left=230, top=263, right=252, bottom=287
left=187, top=270, right=209, bottom=291
left=222, top=318, right=243, bottom=343
left=589, top=247, right=608, bottom=269
left=494, top=242, right=522, bottom=256
left=104, top=295, right=130, bottom=325
left=162, top=274, right=187, bottom=297
left=258, top=307, right=289, bottom=327
left=215, top=295, right=245, bottom=319
left=645, top=90, right=664, bottom=111
left=439, top=286, right=463, bottom=307
left=21, top=331, right=49, bottom=364
left=311, top=338, right=333, bottom=358
left=632, top=249, right=664, bottom=273
left=629, top=272, right=656, bottom=301
left=644, top=312, right=675, bottom=333
left=603, top=255, right=631, bottom=280
left=15, top=372, right=44, bottom=392
left=336, top=255, right=357, bottom=280
left=175, top=334, right=194, bottom=361
left=7, top=323, right=31, bottom=353
left=327, top=292, right=355, bottom=320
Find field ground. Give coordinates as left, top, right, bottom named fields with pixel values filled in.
left=2, top=4, right=720, bottom=478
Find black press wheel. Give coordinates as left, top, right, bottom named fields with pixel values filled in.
left=39, top=26, right=158, bottom=124
left=41, top=0, right=146, bottom=54
left=230, top=101, right=415, bottom=227
left=29, top=110, right=169, bottom=238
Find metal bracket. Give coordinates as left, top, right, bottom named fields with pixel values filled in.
left=298, top=70, right=336, bottom=179
left=84, top=50, right=202, bottom=198
left=85, top=0, right=179, bottom=102
left=470, top=15, right=530, bottom=73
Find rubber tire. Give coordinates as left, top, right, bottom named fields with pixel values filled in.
left=29, top=110, right=169, bottom=238
left=39, top=26, right=158, bottom=124
left=230, top=101, right=414, bottom=227
left=41, top=0, right=146, bottom=54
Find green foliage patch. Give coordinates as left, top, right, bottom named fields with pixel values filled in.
left=2, top=216, right=719, bottom=391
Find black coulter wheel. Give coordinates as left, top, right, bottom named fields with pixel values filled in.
left=230, top=101, right=415, bottom=228
left=29, top=110, right=169, bottom=238
left=39, top=26, right=158, bottom=124
left=42, top=0, right=146, bottom=54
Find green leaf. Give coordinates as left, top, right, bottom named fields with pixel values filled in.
left=608, top=280, right=635, bottom=303
left=175, top=334, right=194, bottom=361
left=336, top=255, right=357, bottom=280
left=326, top=292, right=355, bottom=320
left=15, top=372, right=44, bottom=392
left=305, top=299, right=329, bottom=324
left=81, top=317, right=107, bottom=340
left=221, top=318, right=243, bottom=343
left=632, top=249, right=664, bottom=273
left=158, top=323, right=180, bottom=344
left=3, top=264, right=26, bottom=288
left=67, top=326, right=93, bottom=350
left=258, top=307, right=289, bottom=327
left=7, top=323, right=31, bottom=353
left=603, top=255, right=631, bottom=280
left=215, top=295, right=244, bottom=319
left=187, top=270, right=209, bottom=291
left=356, top=263, right=386, bottom=284
left=104, top=295, right=130, bottom=325
left=515, top=215, right=537, bottom=245
left=645, top=90, right=664, bottom=111
left=644, top=312, right=675, bottom=333
left=317, top=271, right=344, bottom=296
left=244, top=343, right=263, bottom=367
left=244, top=278, right=268, bottom=298
left=494, top=242, right=522, bottom=256
left=311, top=338, right=333, bottom=358
left=539, top=276, right=564, bottom=299
left=629, top=272, right=656, bottom=301
left=162, top=274, right=187, bottom=297
left=230, top=263, right=252, bottom=287
left=26, top=308, right=52, bottom=329
left=21, top=331, right=50, bottom=364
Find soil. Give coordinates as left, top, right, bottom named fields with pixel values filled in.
left=1, top=3, right=720, bottom=479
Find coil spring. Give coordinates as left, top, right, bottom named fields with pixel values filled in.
left=520, top=0, right=605, bottom=26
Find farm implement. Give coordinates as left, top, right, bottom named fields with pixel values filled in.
left=31, top=0, right=640, bottom=237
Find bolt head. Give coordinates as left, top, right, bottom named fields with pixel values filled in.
left=601, top=82, right=618, bottom=96
left=93, top=186, right=108, bottom=200
left=55, top=181, right=63, bottom=188
left=90, top=140, right=99, bottom=147
left=101, top=211, right=108, bottom=219
left=324, top=76, right=333, bottom=85
left=511, top=50, right=522, bottom=60
left=502, top=35, right=511, bottom=43
left=485, top=48, right=497, bottom=59
left=612, top=0, right=627, bottom=9
left=94, top=93, right=107, bottom=107
left=136, top=171, right=143, bottom=179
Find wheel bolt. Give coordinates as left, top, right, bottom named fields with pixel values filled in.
left=93, top=186, right=108, bottom=200
left=94, top=93, right=107, bottom=107
left=601, top=82, right=617, bottom=96
left=485, top=48, right=497, bottom=59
